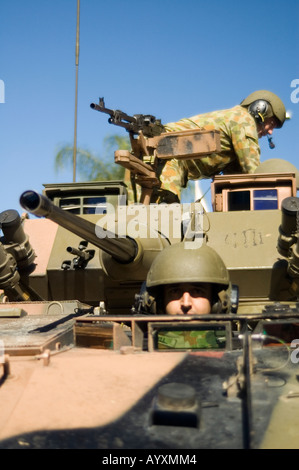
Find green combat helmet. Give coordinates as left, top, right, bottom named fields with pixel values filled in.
left=240, top=90, right=286, bottom=128
left=254, top=158, right=299, bottom=189
left=144, top=242, right=235, bottom=314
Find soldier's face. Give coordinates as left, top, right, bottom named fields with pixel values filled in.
left=257, top=117, right=278, bottom=138
left=164, top=283, right=212, bottom=315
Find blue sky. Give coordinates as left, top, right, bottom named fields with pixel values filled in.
left=1, top=0, right=299, bottom=214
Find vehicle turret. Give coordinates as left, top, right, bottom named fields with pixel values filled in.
left=0, top=182, right=177, bottom=312
left=1, top=158, right=299, bottom=314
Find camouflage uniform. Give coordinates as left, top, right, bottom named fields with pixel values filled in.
left=159, top=105, right=260, bottom=200
left=157, top=329, right=226, bottom=350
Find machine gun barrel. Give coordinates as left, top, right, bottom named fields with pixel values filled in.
left=90, top=101, right=136, bottom=124
left=90, top=97, right=164, bottom=137
left=19, top=191, right=138, bottom=264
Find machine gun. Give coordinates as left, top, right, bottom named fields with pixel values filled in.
left=90, top=97, right=221, bottom=204
left=90, top=98, right=164, bottom=138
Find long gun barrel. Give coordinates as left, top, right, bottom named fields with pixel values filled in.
left=19, top=190, right=138, bottom=264
left=90, top=97, right=164, bottom=137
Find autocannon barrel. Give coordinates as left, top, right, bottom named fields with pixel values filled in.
left=19, top=190, right=138, bottom=264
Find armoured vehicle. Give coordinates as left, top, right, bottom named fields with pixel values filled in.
left=0, top=100, right=299, bottom=450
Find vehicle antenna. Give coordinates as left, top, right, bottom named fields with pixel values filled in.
left=73, top=0, right=80, bottom=182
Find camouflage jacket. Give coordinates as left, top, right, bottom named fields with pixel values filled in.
left=157, top=328, right=226, bottom=350
left=159, top=105, right=260, bottom=199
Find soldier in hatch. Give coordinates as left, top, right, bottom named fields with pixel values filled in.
left=145, top=242, right=231, bottom=315
left=144, top=242, right=233, bottom=349
left=156, top=90, right=287, bottom=202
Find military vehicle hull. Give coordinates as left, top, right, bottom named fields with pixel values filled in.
left=0, top=329, right=298, bottom=449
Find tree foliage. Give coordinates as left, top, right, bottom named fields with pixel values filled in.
left=55, top=134, right=130, bottom=181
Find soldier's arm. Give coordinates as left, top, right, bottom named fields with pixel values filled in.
left=158, top=159, right=185, bottom=201
left=230, top=123, right=260, bottom=174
